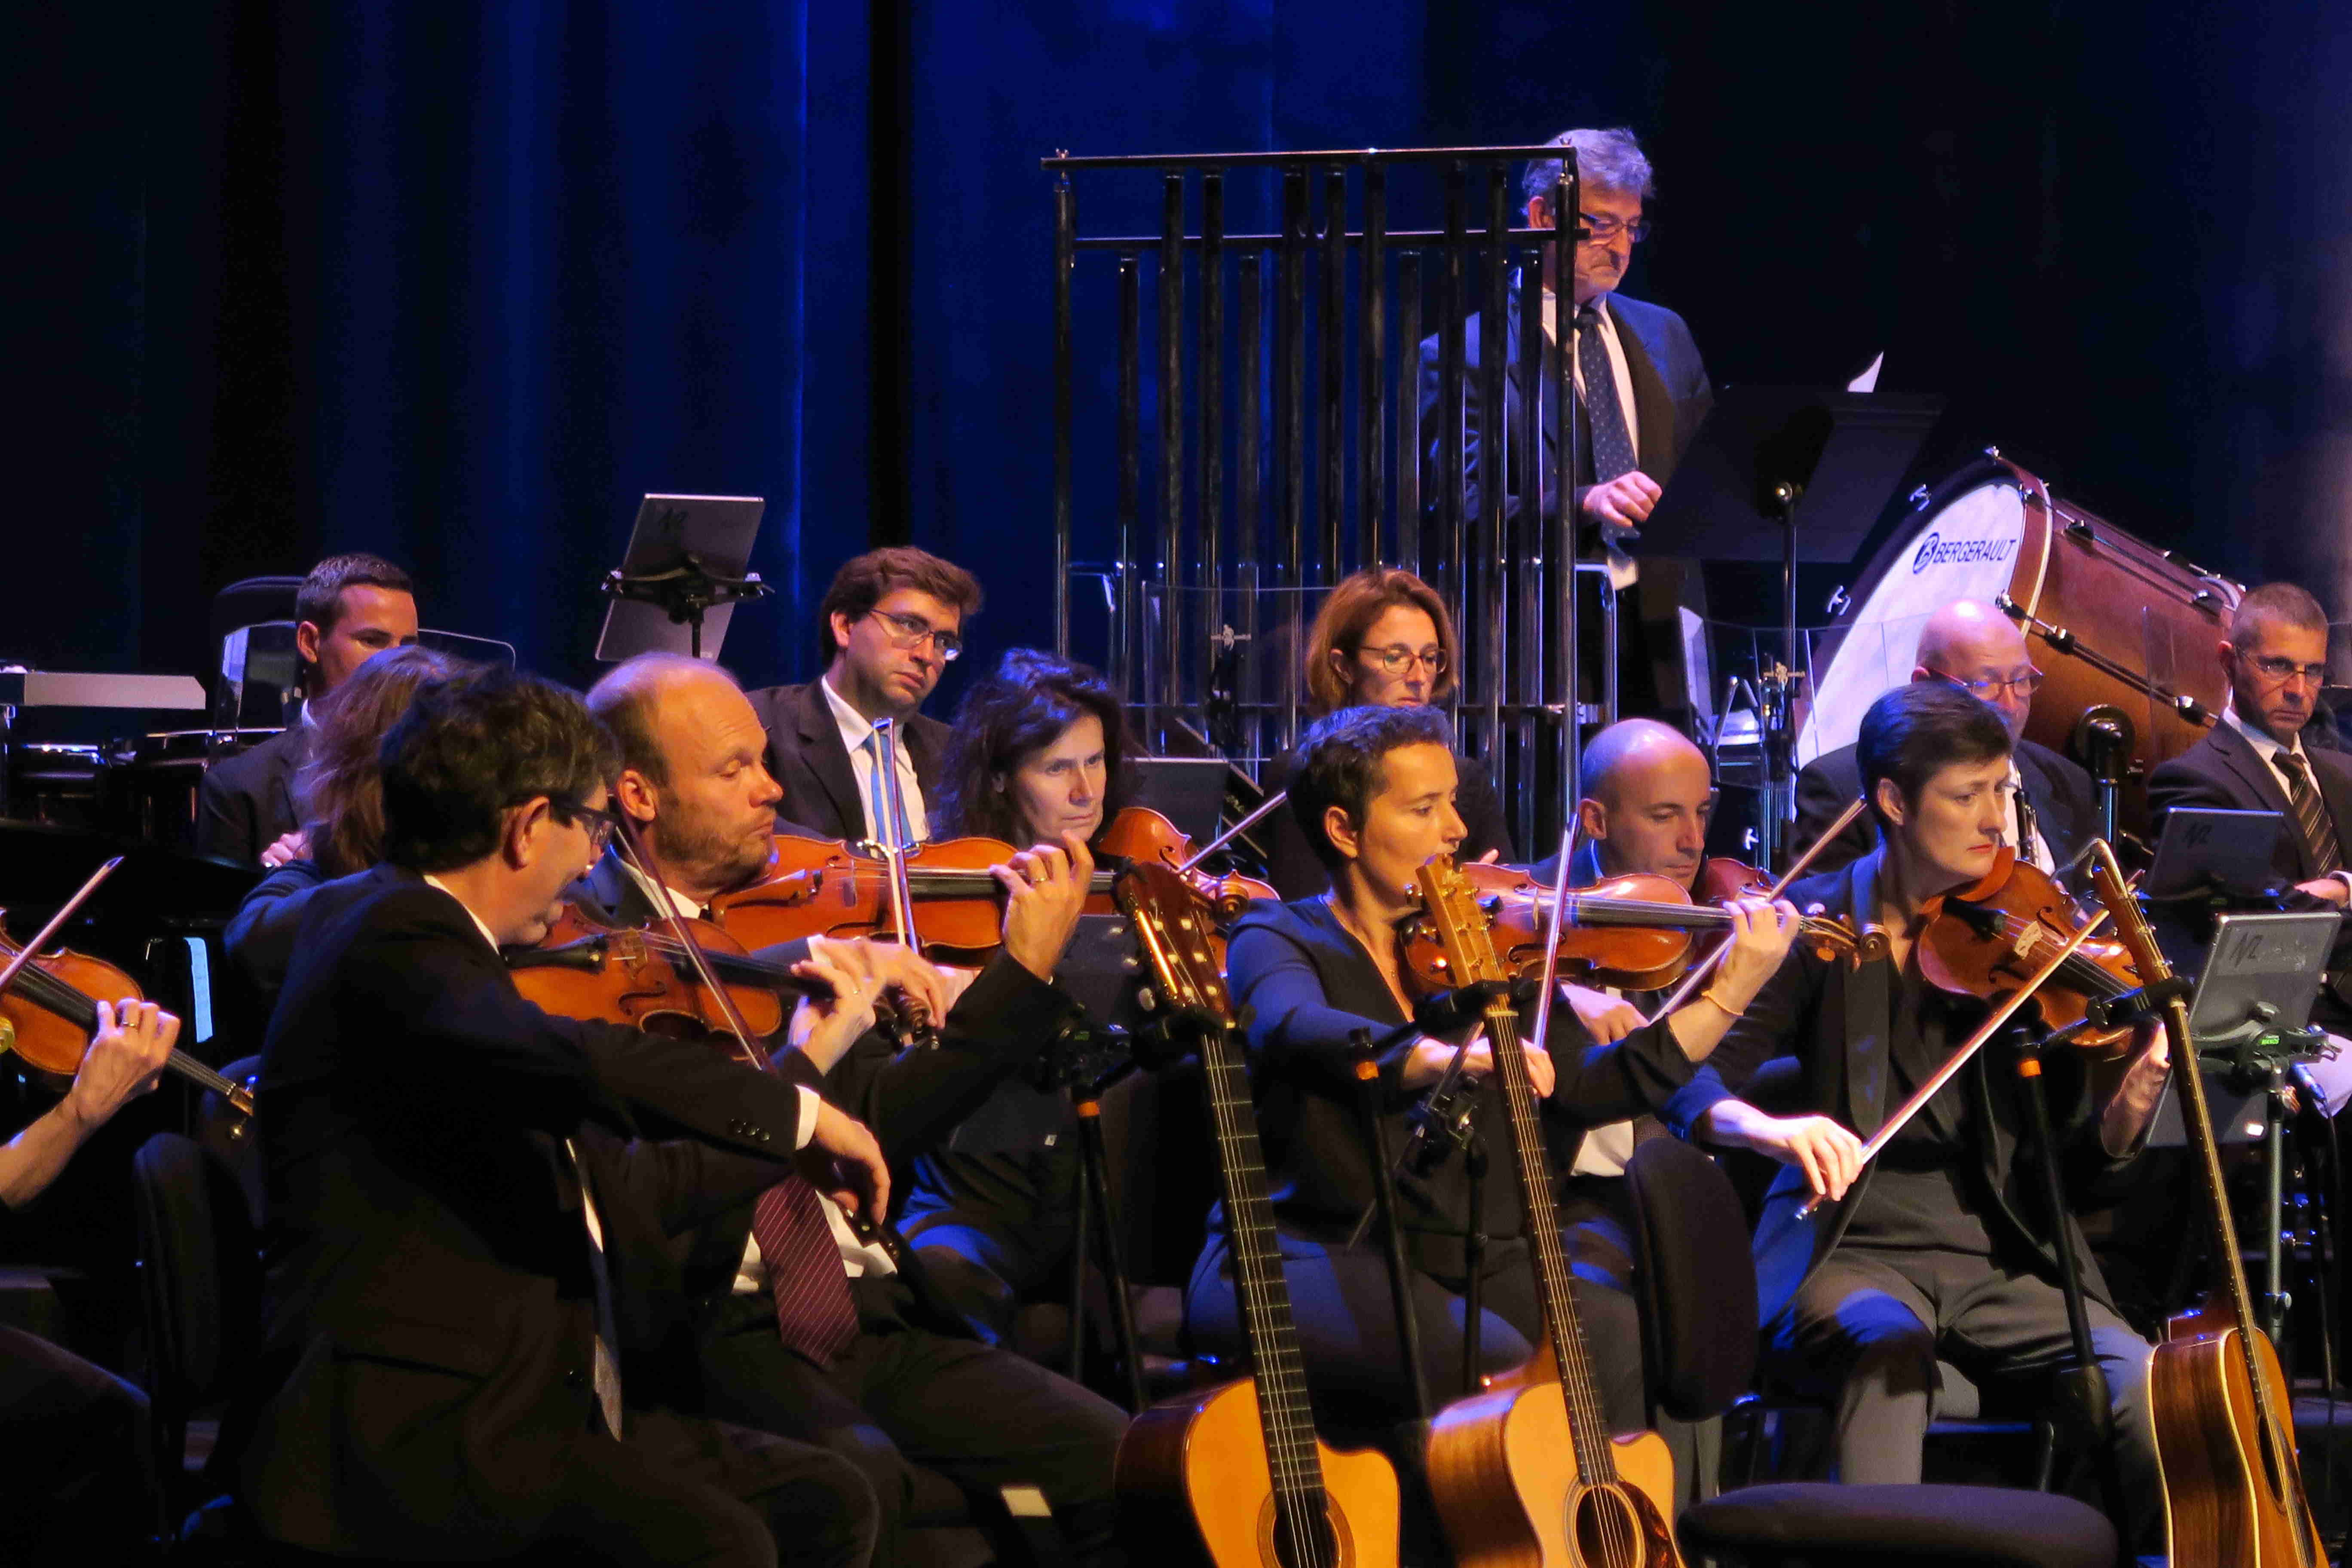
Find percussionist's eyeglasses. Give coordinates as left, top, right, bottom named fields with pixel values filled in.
left=1932, top=669, right=2044, bottom=701
left=2244, top=654, right=2330, bottom=688
left=1578, top=211, right=1651, bottom=245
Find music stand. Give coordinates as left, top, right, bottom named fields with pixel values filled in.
left=1643, top=386, right=1942, bottom=867
left=594, top=495, right=769, bottom=662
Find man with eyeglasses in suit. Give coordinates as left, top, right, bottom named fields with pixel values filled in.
left=1417, top=126, right=1716, bottom=729
left=746, top=548, right=980, bottom=848
left=1792, top=598, right=2096, bottom=877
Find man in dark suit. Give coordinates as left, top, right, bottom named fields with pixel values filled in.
left=1794, top=598, right=2096, bottom=879
left=2147, top=581, right=2352, bottom=1026
left=1671, top=683, right=2169, bottom=1544
left=222, top=665, right=894, bottom=1565
left=744, top=548, right=978, bottom=846
left=1418, top=127, right=1713, bottom=723
left=586, top=649, right=1130, bottom=1566
left=196, top=552, right=420, bottom=867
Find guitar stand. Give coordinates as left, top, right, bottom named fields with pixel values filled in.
left=1462, top=1136, right=1489, bottom=1398
left=1067, top=1057, right=1149, bottom=1413
left=1345, top=1028, right=1434, bottom=1428
left=2006, top=1019, right=2132, bottom=1562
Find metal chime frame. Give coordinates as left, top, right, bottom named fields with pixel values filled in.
left=1044, top=144, right=1611, bottom=852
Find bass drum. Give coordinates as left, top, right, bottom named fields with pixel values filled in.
left=1799, top=452, right=2240, bottom=831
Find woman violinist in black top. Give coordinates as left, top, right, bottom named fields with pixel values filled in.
left=897, top=649, right=1137, bottom=1346
left=1187, top=703, right=1801, bottom=1436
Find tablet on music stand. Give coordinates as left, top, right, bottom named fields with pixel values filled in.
left=2143, top=808, right=2285, bottom=901
left=594, top=495, right=768, bottom=663
left=2146, top=910, right=2335, bottom=1147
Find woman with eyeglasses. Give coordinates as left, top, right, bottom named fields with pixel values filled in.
left=1258, top=567, right=1514, bottom=897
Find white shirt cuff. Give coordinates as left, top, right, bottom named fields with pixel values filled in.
left=793, top=1084, right=821, bottom=1150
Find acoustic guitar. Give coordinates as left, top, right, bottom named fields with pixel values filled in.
left=2089, top=849, right=2325, bottom=1567
left=1415, top=855, right=1684, bottom=1568
left=1111, top=861, right=1402, bottom=1568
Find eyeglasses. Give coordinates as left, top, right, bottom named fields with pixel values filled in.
left=2245, top=653, right=2330, bottom=688
left=1359, top=644, right=1449, bottom=677
left=865, top=608, right=963, bottom=662
left=546, top=799, right=622, bottom=853
left=1579, top=211, right=1650, bottom=245
left=1932, top=669, right=2045, bottom=701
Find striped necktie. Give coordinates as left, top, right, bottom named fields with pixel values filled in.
left=861, top=730, right=913, bottom=848
left=753, top=1176, right=861, bottom=1366
left=2276, top=749, right=2343, bottom=876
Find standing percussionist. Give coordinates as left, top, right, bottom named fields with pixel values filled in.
left=197, top=552, right=420, bottom=866
left=1419, top=127, right=1713, bottom=725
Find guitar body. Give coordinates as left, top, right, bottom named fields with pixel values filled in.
left=1116, top=1378, right=1402, bottom=1568
left=2152, top=1308, right=2325, bottom=1568
left=1427, top=1373, right=1683, bottom=1568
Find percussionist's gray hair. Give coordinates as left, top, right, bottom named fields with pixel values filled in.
left=1522, top=127, right=1654, bottom=211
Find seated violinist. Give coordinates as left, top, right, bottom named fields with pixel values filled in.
left=584, top=651, right=1132, bottom=1567
left=1189, top=703, right=1800, bottom=1437
left=0, top=998, right=179, bottom=1565
left=1669, top=681, right=2168, bottom=1540
left=894, top=649, right=1134, bottom=1346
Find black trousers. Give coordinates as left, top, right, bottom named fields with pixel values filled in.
left=900, top=1207, right=1066, bottom=1348
left=700, top=1276, right=1127, bottom=1567
left=0, top=1327, right=155, bottom=1565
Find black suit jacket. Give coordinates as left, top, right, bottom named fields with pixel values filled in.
left=1224, top=896, right=1696, bottom=1279
left=2147, top=718, right=2352, bottom=886
left=225, top=866, right=818, bottom=1555
left=743, top=679, right=949, bottom=845
left=1663, top=851, right=2133, bottom=1327
left=1792, top=735, right=2097, bottom=879
left=1418, top=287, right=1712, bottom=532
left=195, top=726, right=307, bottom=866
left=1258, top=741, right=1514, bottom=900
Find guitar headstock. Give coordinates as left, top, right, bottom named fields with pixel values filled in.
left=1114, top=861, right=1240, bottom=1029
left=1412, top=855, right=1512, bottom=989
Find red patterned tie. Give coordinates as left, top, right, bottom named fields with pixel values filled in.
left=752, top=1175, right=860, bottom=1365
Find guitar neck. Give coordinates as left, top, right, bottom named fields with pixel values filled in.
left=1196, top=1019, right=1332, bottom=1515
left=1483, top=1000, right=1622, bottom=1486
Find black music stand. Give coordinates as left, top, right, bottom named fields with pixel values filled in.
left=1644, top=387, right=1941, bottom=867
left=595, top=495, right=770, bottom=662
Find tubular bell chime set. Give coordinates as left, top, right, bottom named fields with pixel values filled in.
left=1044, top=145, right=1617, bottom=853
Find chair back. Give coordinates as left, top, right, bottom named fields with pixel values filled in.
left=1623, top=1134, right=1758, bottom=1422
left=1094, top=1058, right=1216, bottom=1288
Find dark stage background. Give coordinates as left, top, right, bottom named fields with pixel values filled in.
left=11, top=0, right=2352, bottom=699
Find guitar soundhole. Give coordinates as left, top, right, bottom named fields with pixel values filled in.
left=1256, top=1493, right=1346, bottom=1568
left=1568, top=1483, right=1658, bottom=1568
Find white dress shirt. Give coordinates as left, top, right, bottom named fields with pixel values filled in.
left=821, top=674, right=930, bottom=844
left=2005, top=764, right=2056, bottom=876
left=2223, top=704, right=2352, bottom=898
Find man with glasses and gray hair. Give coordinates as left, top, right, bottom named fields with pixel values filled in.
left=1792, top=597, right=2097, bottom=876
left=1418, top=126, right=1715, bottom=728
left=747, top=546, right=982, bottom=846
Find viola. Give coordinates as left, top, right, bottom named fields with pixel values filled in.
left=1400, top=858, right=1884, bottom=993
left=1915, top=847, right=2143, bottom=1055
left=707, top=806, right=1274, bottom=961
left=0, top=917, right=254, bottom=1120
left=508, top=902, right=841, bottom=1043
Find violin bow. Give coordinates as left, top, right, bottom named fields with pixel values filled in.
left=1175, top=788, right=1289, bottom=876
left=1526, top=827, right=1577, bottom=1056
left=608, top=815, right=775, bottom=1073
left=1795, top=884, right=2116, bottom=1218
left=1649, top=793, right=1871, bottom=1019
left=0, top=856, right=125, bottom=1002
left=869, top=717, right=920, bottom=948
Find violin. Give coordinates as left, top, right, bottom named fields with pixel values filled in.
left=1400, top=858, right=1885, bottom=993
left=1915, top=846, right=2143, bottom=1055
left=706, top=806, right=1274, bottom=962
left=0, top=916, right=254, bottom=1119
left=507, top=902, right=824, bottom=1041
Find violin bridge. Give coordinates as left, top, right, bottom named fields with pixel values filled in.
left=2011, top=925, right=2037, bottom=959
